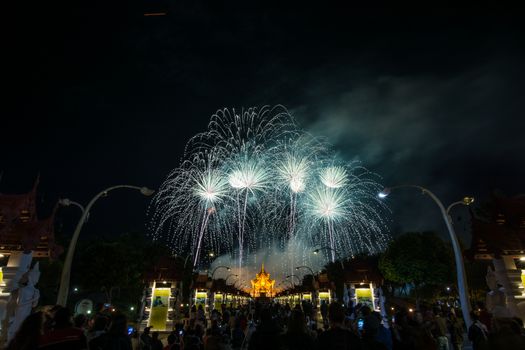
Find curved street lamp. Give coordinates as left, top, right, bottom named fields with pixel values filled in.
left=57, top=185, right=155, bottom=306
left=210, top=266, right=231, bottom=279
left=225, top=274, right=238, bottom=285
left=379, top=185, right=474, bottom=326
left=181, top=254, right=193, bottom=270
left=295, top=265, right=315, bottom=276
left=313, top=246, right=345, bottom=269
left=276, top=280, right=293, bottom=290
left=285, top=274, right=301, bottom=287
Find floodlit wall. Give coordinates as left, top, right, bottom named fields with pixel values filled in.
left=149, top=287, right=170, bottom=330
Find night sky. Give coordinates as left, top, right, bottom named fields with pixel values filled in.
left=3, top=2, right=524, bottom=247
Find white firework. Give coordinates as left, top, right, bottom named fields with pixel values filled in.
left=193, top=169, right=228, bottom=206
left=228, top=159, right=269, bottom=194
left=320, top=166, right=348, bottom=188
left=308, top=186, right=348, bottom=221
left=150, top=105, right=390, bottom=271
left=277, top=154, right=309, bottom=193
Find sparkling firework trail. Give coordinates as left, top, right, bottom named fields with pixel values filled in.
left=191, top=169, right=228, bottom=266
left=320, top=166, right=348, bottom=188
left=150, top=106, right=390, bottom=270
left=227, top=157, right=269, bottom=271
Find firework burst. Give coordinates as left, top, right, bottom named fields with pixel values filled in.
left=150, top=106, right=390, bottom=269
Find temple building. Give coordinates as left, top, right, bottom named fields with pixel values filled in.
left=0, top=177, right=61, bottom=341
left=343, top=256, right=384, bottom=313
left=140, top=256, right=183, bottom=332
left=467, top=193, right=525, bottom=320
left=251, top=264, right=275, bottom=298
left=0, top=177, right=61, bottom=292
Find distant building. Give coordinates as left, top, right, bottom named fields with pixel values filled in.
left=251, top=264, right=275, bottom=298
left=0, top=177, right=61, bottom=259
left=343, top=256, right=384, bottom=312
left=0, top=177, right=61, bottom=341
left=140, top=256, right=183, bottom=331
left=468, top=193, right=525, bottom=319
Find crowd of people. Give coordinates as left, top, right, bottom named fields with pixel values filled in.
left=5, top=300, right=525, bottom=350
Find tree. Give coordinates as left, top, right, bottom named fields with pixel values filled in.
left=37, top=258, right=63, bottom=305
left=379, top=231, right=454, bottom=304
left=70, top=232, right=169, bottom=317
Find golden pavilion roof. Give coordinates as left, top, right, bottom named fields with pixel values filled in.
left=251, top=264, right=275, bottom=297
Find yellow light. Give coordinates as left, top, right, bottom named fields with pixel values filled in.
left=520, top=257, right=525, bottom=261
left=391, top=307, right=394, bottom=310
left=463, top=197, right=475, bottom=205
left=409, top=308, right=413, bottom=312
left=163, top=281, right=167, bottom=284
left=0, top=254, right=4, bottom=258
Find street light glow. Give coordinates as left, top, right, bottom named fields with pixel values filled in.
left=378, top=188, right=391, bottom=198
left=140, top=187, right=156, bottom=196
left=462, top=196, right=475, bottom=205
left=57, top=184, right=157, bottom=306
left=381, top=184, right=474, bottom=327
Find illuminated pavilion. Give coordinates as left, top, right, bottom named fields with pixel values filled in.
left=251, top=264, right=275, bottom=298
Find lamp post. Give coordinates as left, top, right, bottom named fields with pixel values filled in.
left=286, top=274, right=301, bottom=287
left=225, top=274, right=238, bottom=285
left=56, top=185, right=155, bottom=306
left=313, top=246, right=345, bottom=269
left=183, top=254, right=193, bottom=270
left=277, top=280, right=293, bottom=289
left=379, top=185, right=474, bottom=326
left=210, top=266, right=231, bottom=280
left=295, top=265, right=315, bottom=276
left=175, top=253, right=193, bottom=312
left=58, top=198, right=85, bottom=215
left=296, top=266, right=318, bottom=292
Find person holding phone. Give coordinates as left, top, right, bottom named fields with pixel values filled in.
left=357, top=318, right=365, bottom=332
left=362, top=311, right=389, bottom=350
left=317, top=302, right=362, bottom=349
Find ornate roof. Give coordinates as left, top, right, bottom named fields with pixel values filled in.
left=343, top=256, right=383, bottom=285
left=251, top=264, right=275, bottom=297
left=468, top=193, right=525, bottom=259
left=0, top=177, right=62, bottom=258
left=0, top=177, right=38, bottom=229
left=143, top=255, right=184, bottom=281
